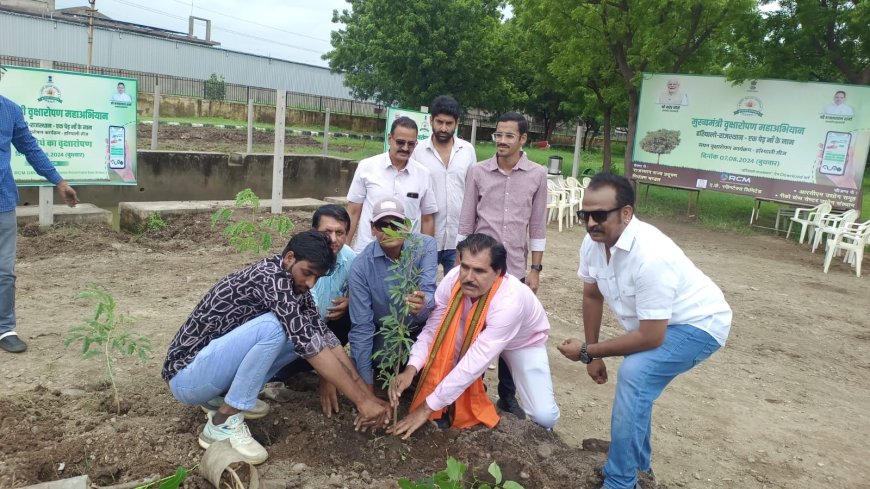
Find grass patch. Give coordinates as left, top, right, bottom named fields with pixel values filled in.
left=143, top=115, right=870, bottom=233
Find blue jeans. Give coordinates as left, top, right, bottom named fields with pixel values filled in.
left=168, top=312, right=300, bottom=411
left=0, top=211, right=17, bottom=335
left=437, top=249, right=456, bottom=273
left=603, top=324, right=721, bottom=489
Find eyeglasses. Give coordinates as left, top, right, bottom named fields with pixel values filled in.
left=491, top=132, right=519, bottom=142
left=373, top=219, right=401, bottom=232
left=393, top=139, right=417, bottom=149
left=577, top=207, right=624, bottom=223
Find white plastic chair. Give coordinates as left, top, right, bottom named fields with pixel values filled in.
left=786, top=202, right=832, bottom=244
left=564, top=177, right=586, bottom=203
left=557, top=177, right=582, bottom=218
left=546, top=180, right=572, bottom=232
left=580, top=176, right=592, bottom=188
left=811, top=209, right=859, bottom=253
left=823, top=219, right=870, bottom=277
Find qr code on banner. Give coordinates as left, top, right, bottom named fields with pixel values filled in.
left=696, top=179, right=708, bottom=188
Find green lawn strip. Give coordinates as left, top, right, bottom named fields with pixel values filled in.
left=144, top=118, right=870, bottom=231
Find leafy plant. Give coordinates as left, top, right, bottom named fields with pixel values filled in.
left=144, top=212, right=167, bottom=232
left=134, top=466, right=194, bottom=489
left=398, top=457, right=524, bottom=489
left=65, top=284, right=152, bottom=414
left=372, top=218, right=423, bottom=425
left=204, top=73, right=226, bottom=101
left=211, top=188, right=294, bottom=253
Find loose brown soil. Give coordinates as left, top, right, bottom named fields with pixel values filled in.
left=136, top=125, right=359, bottom=154
left=1, top=211, right=868, bottom=488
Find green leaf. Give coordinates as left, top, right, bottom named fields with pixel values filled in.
left=156, top=466, right=189, bottom=489
left=502, top=481, right=524, bottom=489
left=446, top=457, right=464, bottom=482
left=397, top=480, right=418, bottom=489
left=488, top=462, right=502, bottom=484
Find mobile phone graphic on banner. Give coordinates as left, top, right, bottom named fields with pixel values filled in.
left=819, top=131, right=851, bottom=176
left=108, top=125, right=126, bottom=169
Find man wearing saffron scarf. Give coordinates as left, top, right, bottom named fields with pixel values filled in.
left=388, top=233, right=559, bottom=439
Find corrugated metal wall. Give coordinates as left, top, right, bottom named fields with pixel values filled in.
left=0, top=10, right=353, bottom=99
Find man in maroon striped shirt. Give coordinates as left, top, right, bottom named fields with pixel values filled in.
left=457, top=111, right=548, bottom=420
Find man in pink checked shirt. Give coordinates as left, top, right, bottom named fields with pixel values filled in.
left=388, top=233, right=559, bottom=439
left=456, top=111, right=548, bottom=420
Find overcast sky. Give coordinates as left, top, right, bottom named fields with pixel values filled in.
left=55, top=0, right=348, bottom=67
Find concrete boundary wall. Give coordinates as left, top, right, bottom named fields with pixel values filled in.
left=118, top=198, right=328, bottom=233
left=17, top=152, right=358, bottom=209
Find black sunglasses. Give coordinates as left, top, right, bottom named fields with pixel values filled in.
left=374, top=219, right=401, bottom=232
left=577, top=206, right=623, bottom=223
left=393, top=139, right=417, bottom=149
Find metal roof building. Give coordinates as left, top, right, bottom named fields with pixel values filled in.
left=0, top=7, right=354, bottom=99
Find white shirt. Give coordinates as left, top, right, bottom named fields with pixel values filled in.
left=578, top=218, right=731, bottom=345
left=112, top=92, right=132, bottom=103
left=411, top=136, right=477, bottom=251
left=347, top=152, right=438, bottom=253
left=823, top=103, right=854, bottom=116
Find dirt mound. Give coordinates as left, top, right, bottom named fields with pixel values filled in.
left=0, top=371, right=635, bottom=489
left=137, top=125, right=323, bottom=147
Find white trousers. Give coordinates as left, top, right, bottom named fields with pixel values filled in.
left=501, top=344, right=560, bottom=428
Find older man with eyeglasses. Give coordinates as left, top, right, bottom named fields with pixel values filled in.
left=558, top=172, right=731, bottom=489
left=346, top=116, right=438, bottom=253
left=347, top=197, right=437, bottom=394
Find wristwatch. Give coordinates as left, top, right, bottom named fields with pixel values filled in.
left=530, top=264, right=543, bottom=272
left=579, top=342, right=593, bottom=364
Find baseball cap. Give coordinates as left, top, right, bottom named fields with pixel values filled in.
left=371, top=197, right=405, bottom=222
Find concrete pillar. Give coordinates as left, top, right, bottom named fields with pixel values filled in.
left=272, top=90, right=286, bottom=214
left=322, top=108, right=330, bottom=156
left=151, top=83, right=160, bottom=150
left=246, top=98, right=254, bottom=153
left=38, top=59, right=54, bottom=227
left=470, top=118, right=478, bottom=146
left=572, top=124, right=584, bottom=178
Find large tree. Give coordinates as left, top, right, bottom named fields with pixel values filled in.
left=727, top=0, right=870, bottom=84
left=513, top=0, right=754, bottom=174
left=324, top=0, right=516, bottom=111
left=503, top=17, right=585, bottom=141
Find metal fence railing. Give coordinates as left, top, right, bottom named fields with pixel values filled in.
left=1, top=55, right=385, bottom=118
left=1, top=54, right=622, bottom=140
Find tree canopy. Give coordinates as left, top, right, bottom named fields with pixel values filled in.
left=324, top=0, right=515, bottom=111
left=727, top=0, right=870, bottom=84
left=325, top=0, right=869, bottom=173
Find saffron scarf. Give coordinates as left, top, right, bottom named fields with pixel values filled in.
left=410, top=276, right=504, bottom=429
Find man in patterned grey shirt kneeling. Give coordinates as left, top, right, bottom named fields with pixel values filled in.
left=162, top=230, right=390, bottom=464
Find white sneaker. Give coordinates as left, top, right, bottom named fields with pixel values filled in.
left=200, top=396, right=270, bottom=419
left=199, top=412, right=268, bottom=465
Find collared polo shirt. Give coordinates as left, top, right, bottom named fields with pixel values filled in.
left=411, top=136, right=477, bottom=251
left=347, top=152, right=438, bottom=253
left=577, top=218, right=732, bottom=345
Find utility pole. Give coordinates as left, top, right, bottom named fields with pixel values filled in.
left=86, top=0, right=96, bottom=73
